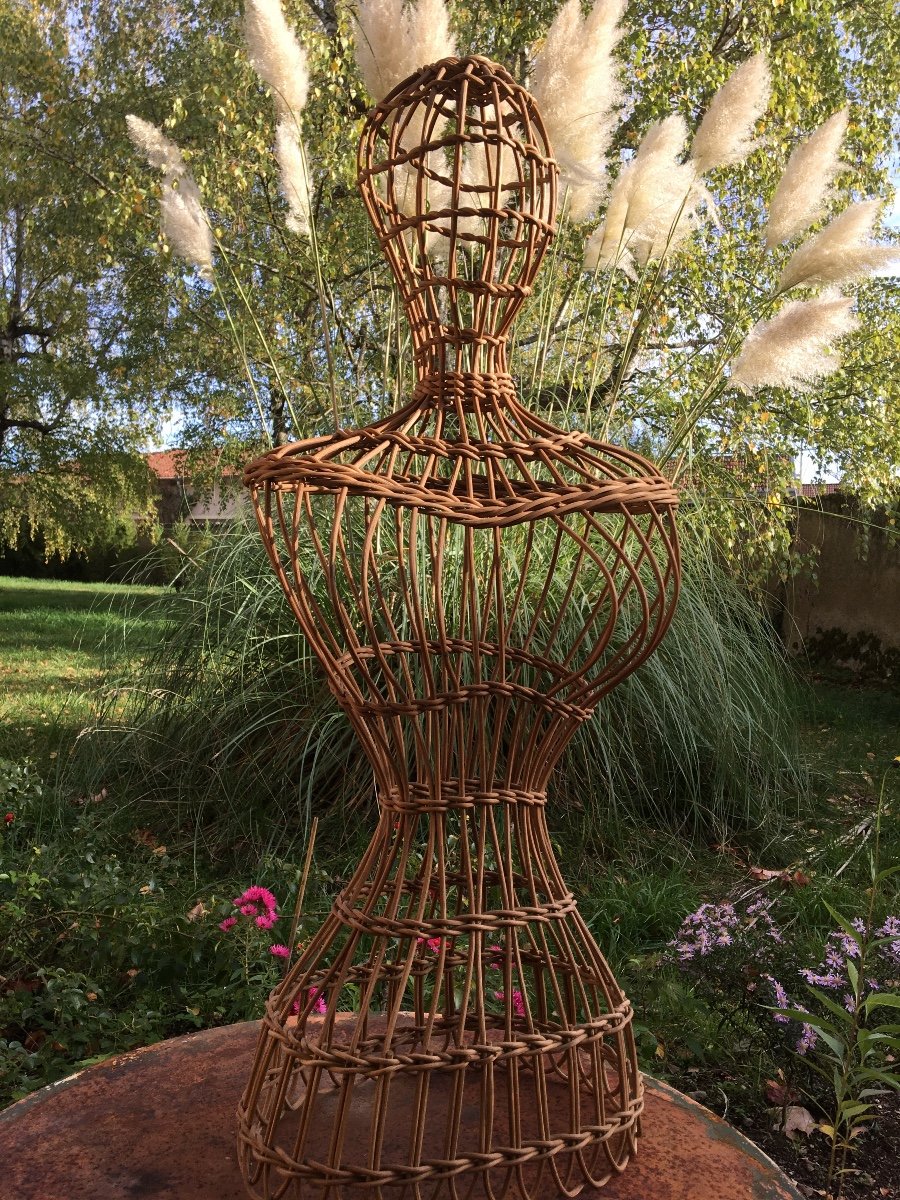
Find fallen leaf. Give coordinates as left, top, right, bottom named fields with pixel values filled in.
left=187, top=902, right=208, bottom=922
left=765, top=1079, right=799, bottom=1106
left=152, top=845, right=167, bottom=857
left=748, top=866, right=810, bottom=888
left=783, top=1106, right=817, bottom=1138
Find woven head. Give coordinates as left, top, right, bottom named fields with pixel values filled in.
left=357, top=55, right=557, bottom=377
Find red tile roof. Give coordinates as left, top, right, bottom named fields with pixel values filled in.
left=145, top=450, right=187, bottom=480
left=145, top=450, right=239, bottom=481
left=799, top=483, right=841, bottom=498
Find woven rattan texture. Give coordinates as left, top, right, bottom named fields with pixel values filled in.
left=238, top=56, right=680, bottom=1200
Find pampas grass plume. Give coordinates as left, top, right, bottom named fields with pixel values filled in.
left=354, top=0, right=455, bottom=102
left=582, top=222, right=636, bottom=278
left=766, top=108, right=849, bottom=247
left=160, top=176, right=215, bottom=277
left=127, top=115, right=214, bottom=276
left=244, top=0, right=309, bottom=119
left=125, top=115, right=185, bottom=175
left=275, top=119, right=311, bottom=236
left=590, top=115, right=711, bottom=267
left=531, top=0, right=626, bottom=221
left=778, top=199, right=899, bottom=291
left=728, top=291, right=858, bottom=392
left=689, top=52, right=771, bottom=174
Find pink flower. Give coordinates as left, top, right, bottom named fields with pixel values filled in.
left=269, top=944, right=291, bottom=958
left=233, top=885, right=279, bottom=925
left=289, top=989, right=328, bottom=1016
left=237, top=886, right=278, bottom=912
left=310, top=989, right=327, bottom=1014
left=494, top=989, right=526, bottom=1016
left=218, top=916, right=237, bottom=932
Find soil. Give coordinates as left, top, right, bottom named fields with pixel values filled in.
left=663, top=1067, right=900, bottom=1200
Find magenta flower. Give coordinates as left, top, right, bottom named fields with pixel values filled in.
left=494, top=989, right=526, bottom=1016
left=232, top=885, right=279, bottom=927
left=218, top=916, right=237, bottom=932
left=237, top=885, right=278, bottom=910
left=289, top=988, right=328, bottom=1016
left=270, top=944, right=291, bottom=959
left=309, top=988, right=327, bottom=1014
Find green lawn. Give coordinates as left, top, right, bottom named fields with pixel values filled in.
left=0, top=577, right=166, bottom=763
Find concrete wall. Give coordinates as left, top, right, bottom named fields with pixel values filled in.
left=780, top=493, right=900, bottom=677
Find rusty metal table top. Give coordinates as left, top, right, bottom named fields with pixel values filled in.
left=0, top=1018, right=801, bottom=1200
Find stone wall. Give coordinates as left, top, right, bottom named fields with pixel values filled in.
left=779, top=493, right=900, bottom=678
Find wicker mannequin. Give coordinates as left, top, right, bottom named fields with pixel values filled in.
left=238, top=55, right=679, bottom=1200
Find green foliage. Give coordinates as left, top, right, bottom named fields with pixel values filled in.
left=778, top=792, right=900, bottom=1198
left=152, top=518, right=218, bottom=585
left=0, top=758, right=42, bottom=813
left=0, top=2, right=170, bottom=555
left=0, top=757, right=310, bottom=1104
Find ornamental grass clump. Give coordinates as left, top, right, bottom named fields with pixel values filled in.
left=71, top=512, right=802, bottom=855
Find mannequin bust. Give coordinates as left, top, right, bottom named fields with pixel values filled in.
left=239, top=55, right=679, bottom=1200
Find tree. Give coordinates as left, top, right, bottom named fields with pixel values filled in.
left=0, top=3, right=162, bottom=553
left=3, top=0, right=897, bottom=569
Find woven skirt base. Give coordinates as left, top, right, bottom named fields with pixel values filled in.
left=238, top=1013, right=642, bottom=1200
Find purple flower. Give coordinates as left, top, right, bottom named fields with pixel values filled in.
left=799, top=968, right=843, bottom=989
left=796, top=1023, right=818, bottom=1055
left=764, top=975, right=791, bottom=1024
left=876, top=917, right=900, bottom=966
